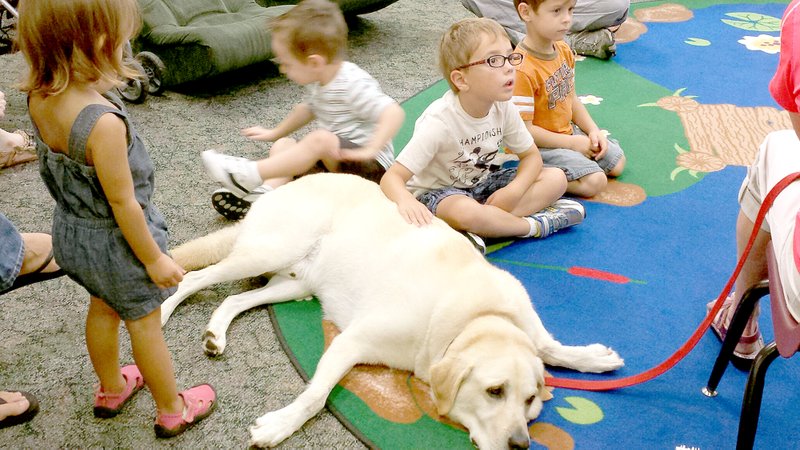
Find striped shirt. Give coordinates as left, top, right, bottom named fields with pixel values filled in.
left=305, top=61, right=397, bottom=169
left=512, top=40, right=575, bottom=135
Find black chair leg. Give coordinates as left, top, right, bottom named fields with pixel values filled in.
left=736, top=342, right=779, bottom=450
left=703, top=281, right=769, bottom=396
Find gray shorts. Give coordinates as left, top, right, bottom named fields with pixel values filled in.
left=540, top=126, right=624, bottom=181
left=417, top=168, right=517, bottom=214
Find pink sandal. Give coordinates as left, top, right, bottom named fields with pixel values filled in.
left=706, top=295, right=765, bottom=366
left=0, top=130, right=37, bottom=169
left=154, top=384, right=216, bottom=438
left=94, top=365, right=145, bottom=418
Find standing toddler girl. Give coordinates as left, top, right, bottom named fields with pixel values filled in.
left=16, top=0, right=216, bottom=437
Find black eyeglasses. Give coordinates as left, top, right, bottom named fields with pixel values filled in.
left=455, top=52, right=524, bottom=70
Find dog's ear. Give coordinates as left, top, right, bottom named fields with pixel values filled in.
left=429, top=355, right=472, bottom=416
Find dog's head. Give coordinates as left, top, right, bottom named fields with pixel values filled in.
left=429, top=315, right=552, bottom=450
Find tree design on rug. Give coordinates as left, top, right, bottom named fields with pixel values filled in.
left=639, top=88, right=791, bottom=178
left=617, top=4, right=787, bottom=180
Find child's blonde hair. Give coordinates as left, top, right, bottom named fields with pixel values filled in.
left=270, top=0, right=347, bottom=63
left=17, top=0, right=141, bottom=96
left=438, top=18, right=509, bottom=93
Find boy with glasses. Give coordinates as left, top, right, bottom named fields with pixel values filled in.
left=512, top=0, right=625, bottom=198
left=381, top=18, right=584, bottom=252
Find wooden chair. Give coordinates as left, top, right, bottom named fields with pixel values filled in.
left=702, top=243, right=800, bottom=449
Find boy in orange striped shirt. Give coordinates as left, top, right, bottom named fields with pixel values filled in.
left=512, top=0, right=625, bottom=197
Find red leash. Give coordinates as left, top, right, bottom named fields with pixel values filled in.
left=545, top=171, right=800, bottom=391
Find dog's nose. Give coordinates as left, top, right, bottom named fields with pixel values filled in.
left=508, top=431, right=530, bottom=449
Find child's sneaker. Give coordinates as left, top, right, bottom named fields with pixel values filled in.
left=529, top=199, right=585, bottom=239
left=460, top=231, right=487, bottom=255
left=94, top=364, right=145, bottom=418
left=154, top=384, right=216, bottom=438
left=211, top=185, right=271, bottom=221
left=566, top=28, right=616, bottom=59
left=202, top=149, right=263, bottom=197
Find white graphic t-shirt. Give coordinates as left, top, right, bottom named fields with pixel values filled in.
left=396, top=90, right=534, bottom=197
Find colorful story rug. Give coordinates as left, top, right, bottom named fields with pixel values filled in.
left=270, top=1, right=800, bottom=448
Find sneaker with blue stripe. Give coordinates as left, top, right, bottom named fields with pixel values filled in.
left=528, top=199, right=585, bottom=238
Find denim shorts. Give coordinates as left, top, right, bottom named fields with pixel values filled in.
left=0, top=213, right=24, bottom=292
left=417, top=168, right=517, bottom=214
left=53, top=205, right=176, bottom=320
left=539, top=126, right=624, bottom=181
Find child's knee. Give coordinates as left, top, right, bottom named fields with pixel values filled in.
left=608, top=154, right=626, bottom=177
left=270, top=137, right=296, bottom=155
left=302, top=129, right=339, bottom=156
left=540, top=167, right=568, bottom=191
left=574, top=172, right=608, bottom=196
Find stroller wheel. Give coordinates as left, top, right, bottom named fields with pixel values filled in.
left=136, top=51, right=166, bottom=95
left=0, top=4, right=17, bottom=56
left=116, top=78, right=147, bottom=104
left=117, top=57, right=148, bottom=103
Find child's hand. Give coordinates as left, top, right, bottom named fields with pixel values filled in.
left=339, top=146, right=380, bottom=162
left=570, top=134, right=595, bottom=158
left=0, top=90, right=5, bottom=118
left=397, top=198, right=433, bottom=226
left=145, top=254, right=185, bottom=289
left=241, top=126, right=280, bottom=142
left=587, top=130, right=608, bottom=160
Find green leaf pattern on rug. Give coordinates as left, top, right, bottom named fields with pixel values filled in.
left=721, top=12, right=780, bottom=31
left=685, top=37, right=711, bottom=46
left=555, top=396, right=604, bottom=425
left=670, top=143, right=701, bottom=180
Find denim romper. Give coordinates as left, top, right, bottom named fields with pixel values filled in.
left=35, top=95, right=176, bottom=320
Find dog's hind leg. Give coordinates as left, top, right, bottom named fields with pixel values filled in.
left=161, top=254, right=288, bottom=326
left=249, top=328, right=366, bottom=447
left=171, top=224, right=241, bottom=271
left=204, top=276, right=311, bottom=356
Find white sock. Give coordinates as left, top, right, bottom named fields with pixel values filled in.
left=241, top=161, right=263, bottom=187
left=521, top=217, right=541, bottom=238
left=244, top=184, right=273, bottom=201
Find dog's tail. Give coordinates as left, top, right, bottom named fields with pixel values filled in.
left=171, top=224, right=241, bottom=271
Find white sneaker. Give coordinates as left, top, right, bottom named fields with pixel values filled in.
left=461, top=231, right=487, bottom=255
left=202, top=149, right=263, bottom=197
left=528, top=199, right=585, bottom=238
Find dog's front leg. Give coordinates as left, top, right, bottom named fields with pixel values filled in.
left=204, top=276, right=311, bottom=356
left=249, top=330, right=365, bottom=448
left=521, top=309, right=624, bottom=373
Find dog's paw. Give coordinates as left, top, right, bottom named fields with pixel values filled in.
left=579, top=344, right=625, bottom=373
left=249, top=410, right=300, bottom=448
left=203, top=330, right=226, bottom=357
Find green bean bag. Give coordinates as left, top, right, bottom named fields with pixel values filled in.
left=256, top=0, right=399, bottom=16
left=135, top=0, right=398, bottom=87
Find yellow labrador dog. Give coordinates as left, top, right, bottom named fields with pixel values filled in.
left=162, top=173, right=623, bottom=449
